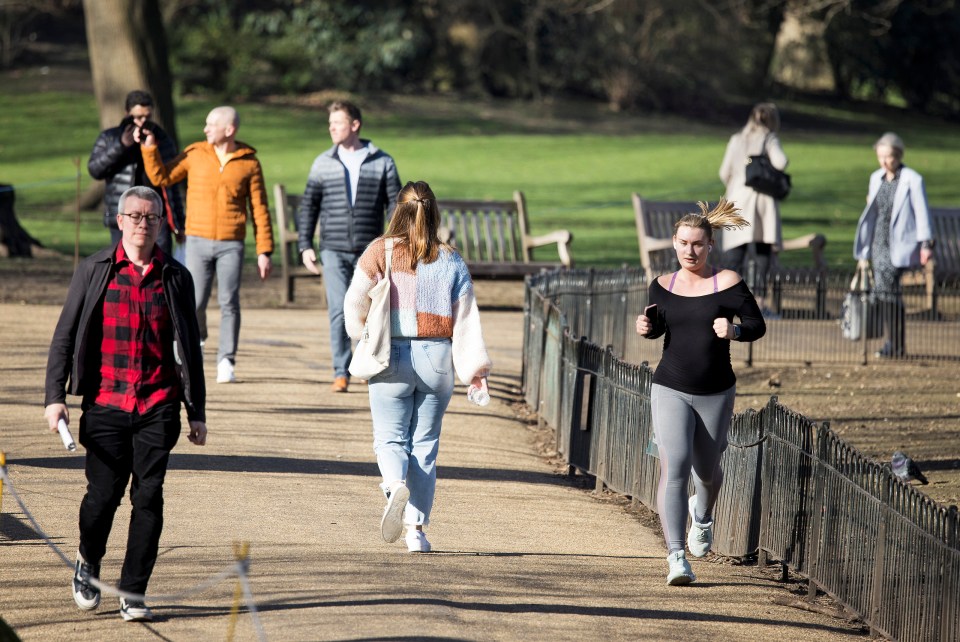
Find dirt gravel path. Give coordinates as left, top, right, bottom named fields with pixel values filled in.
left=0, top=302, right=867, bottom=641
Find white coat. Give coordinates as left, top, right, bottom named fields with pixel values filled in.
left=719, top=128, right=787, bottom=252
left=853, top=166, right=932, bottom=268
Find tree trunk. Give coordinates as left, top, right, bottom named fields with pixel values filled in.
left=81, top=0, right=178, bottom=147
left=770, top=8, right=836, bottom=93
left=0, top=185, right=44, bottom=258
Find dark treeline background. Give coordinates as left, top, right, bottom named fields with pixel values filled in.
left=3, top=0, right=959, bottom=117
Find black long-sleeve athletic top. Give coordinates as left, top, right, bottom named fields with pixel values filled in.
left=645, top=278, right=765, bottom=395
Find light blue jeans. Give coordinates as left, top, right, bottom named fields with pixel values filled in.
left=185, top=236, right=244, bottom=364
left=368, top=338, right=455, bottom=527
left=320, top=249, right=361, bottom=378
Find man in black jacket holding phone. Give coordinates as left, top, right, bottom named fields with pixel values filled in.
left=88, top=90, right=184, bottom=254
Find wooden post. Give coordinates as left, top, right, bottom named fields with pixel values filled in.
left=73, top=157, right=81, bottom=270
left=227, top=541, right=250, bottom=641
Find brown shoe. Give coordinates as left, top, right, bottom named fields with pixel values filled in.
left=331, top=376, right=349, bottom=393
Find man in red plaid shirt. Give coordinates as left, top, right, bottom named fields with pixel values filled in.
left=44, top=186, right=207, bottom=622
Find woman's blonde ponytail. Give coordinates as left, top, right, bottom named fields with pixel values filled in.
left=386, top=181, right=449, bottom=269
left=673, top=197, right=749, bottom=241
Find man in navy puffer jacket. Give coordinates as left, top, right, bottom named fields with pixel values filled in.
left=297, top=100, right=401, bottom=393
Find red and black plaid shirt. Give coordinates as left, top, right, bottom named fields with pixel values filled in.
left=95, top=244, right=179, bottom=413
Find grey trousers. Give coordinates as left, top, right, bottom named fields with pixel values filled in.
left=651, top=382, right=736, bottom=552
left=185, top=236, right=244, bottom=364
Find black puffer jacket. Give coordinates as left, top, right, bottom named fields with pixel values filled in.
left=87, top=123, right=185, bottom=233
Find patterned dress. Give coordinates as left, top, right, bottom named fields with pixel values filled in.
left=870, top=170, right=903, bottom=303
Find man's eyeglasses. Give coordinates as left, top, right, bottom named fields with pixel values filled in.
left=121, top=213, right=161, bottom=225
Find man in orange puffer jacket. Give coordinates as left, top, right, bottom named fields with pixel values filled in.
left=140, top=106, right=274, bottom=384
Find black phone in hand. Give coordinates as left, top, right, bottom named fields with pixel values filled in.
left=644, top=304, right=658, bottom=320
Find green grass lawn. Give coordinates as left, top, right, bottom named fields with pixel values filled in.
left=2, top=88, right=959, bottom=268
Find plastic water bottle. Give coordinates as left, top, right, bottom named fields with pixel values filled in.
left=467, top=385, right=490, bottom=406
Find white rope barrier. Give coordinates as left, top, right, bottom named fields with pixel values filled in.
left=0, top=462, right=267, bottom=641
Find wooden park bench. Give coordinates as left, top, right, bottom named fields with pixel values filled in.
left=437, top=191, right=573, bottom=278
left=901, top=206, right=960, bottom=315
left=273, top=185, right=573, bottom=302
left=633, top=194, right=828, bottom=316
left=632, top=194, right=827, bottom=281
left=273, top=183, right=324, bottom=306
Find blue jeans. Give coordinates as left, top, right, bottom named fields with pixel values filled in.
left=185, top=236, right=244, bottom=364
left=368, top=339, right=455, bottom=527
left=320, top=249, right=362, bottom=378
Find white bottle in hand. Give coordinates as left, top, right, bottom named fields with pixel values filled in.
left=467, top=385, right=490, bottom=406
left=57, top=418, right=77, bottom=452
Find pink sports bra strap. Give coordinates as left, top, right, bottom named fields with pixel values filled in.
left=668, top=269, right=718, bottom=293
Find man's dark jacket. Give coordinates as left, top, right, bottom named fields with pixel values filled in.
left=88, top=124, right=185, bottom=234
left=296, top=140, right=401, bottom=254
left=44, top=245, right=206, bottom=422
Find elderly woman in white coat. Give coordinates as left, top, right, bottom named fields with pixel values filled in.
left=719, top=103, right=787, bottom=315
left=853, top=132, right=934, bottom=358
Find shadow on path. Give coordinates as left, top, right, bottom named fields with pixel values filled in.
left=160, top=594, right=859, bottom=636
left=10, top=454, right=567, bottom=486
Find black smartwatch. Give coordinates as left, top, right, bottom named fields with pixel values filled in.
left=733, top=324, right=741, bottom=340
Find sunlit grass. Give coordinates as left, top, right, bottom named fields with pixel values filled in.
left=2, top=91, right=959, bottom=267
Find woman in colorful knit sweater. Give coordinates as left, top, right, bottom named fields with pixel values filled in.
left=344, top=181, right=492, bottom=553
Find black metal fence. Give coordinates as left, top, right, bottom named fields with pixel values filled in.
left=522, top=268, right=960, bottom=642
left=531, top=266, right=960, bottom=365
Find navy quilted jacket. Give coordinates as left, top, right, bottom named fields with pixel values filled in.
left=296, top=140, right=401, bottom=254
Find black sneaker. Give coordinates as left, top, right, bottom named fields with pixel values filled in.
left=73, top=553, right=101, bottom=611
left=119, top=597, right=154, bottom=622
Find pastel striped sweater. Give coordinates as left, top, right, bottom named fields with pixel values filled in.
left=344, top=237, right=492, bottom=384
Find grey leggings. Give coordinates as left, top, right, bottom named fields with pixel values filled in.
left=651, top=383, right=736, bottom=552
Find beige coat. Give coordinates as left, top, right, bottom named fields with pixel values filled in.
left=718, top=128, right=788, bottom=252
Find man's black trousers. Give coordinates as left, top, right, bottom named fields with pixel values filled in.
left=78, top=402, right=180, bottom=594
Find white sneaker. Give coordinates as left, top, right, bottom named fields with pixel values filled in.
left=405, top=529, right=432, bottom=553
left=216, top=358, right=236, bottom=383
left=380, top=482, right=409, bottom=543
left=687, top=496, right=714, bottom=557
left=72, top=552, right=101, bottom=611
left=666, top=550, right=696, bottom=585
left=119, top=597, right=153, bottom=622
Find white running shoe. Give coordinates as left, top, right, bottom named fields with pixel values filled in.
left=666, top=550, right=696, bottom=585
left=405, top=529, right=432, bottom=553
left=687, top=496, right=714, bottom=557
left=380, top=482, right=409, bottom=543
left=216, top=358, right=236, bottom=383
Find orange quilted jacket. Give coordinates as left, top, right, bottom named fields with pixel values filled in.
left=142, top=142, right=274, bottom=255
